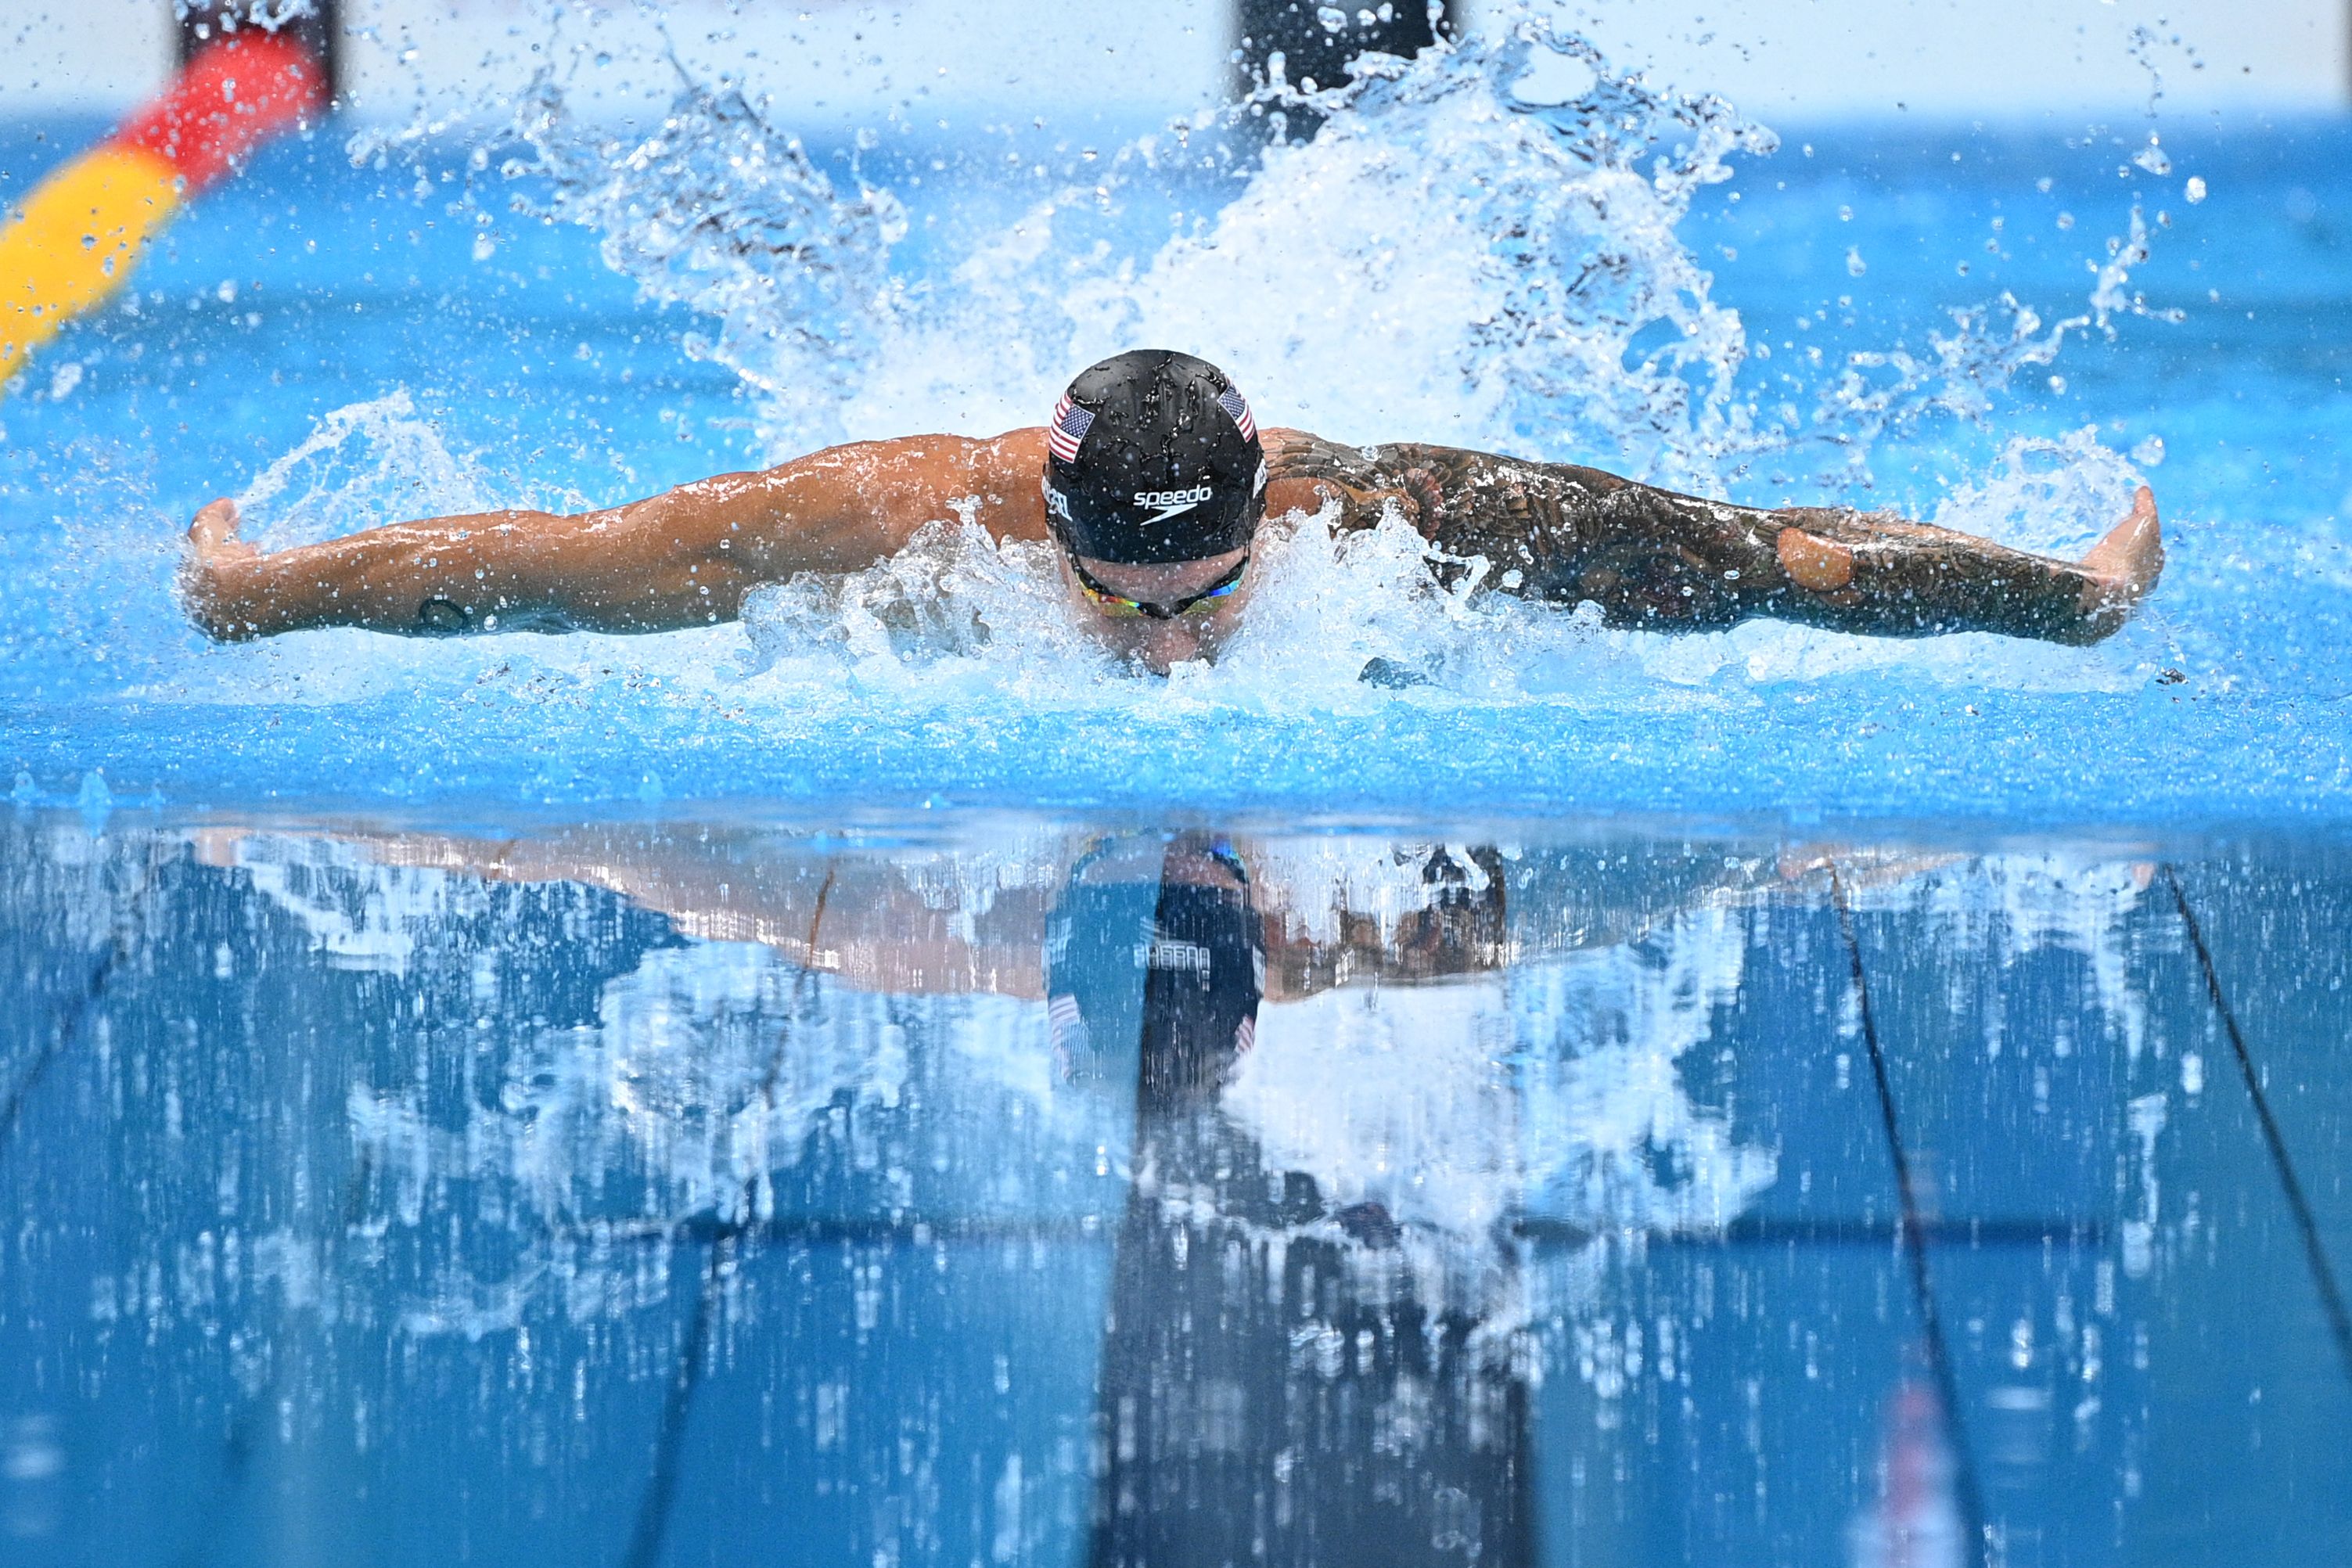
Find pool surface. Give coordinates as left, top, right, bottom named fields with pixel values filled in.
left=4, top=811, right=2349, bottom=1566
left=2, top=6, right=2349, bottom=1564
left=0, top=16, right=2347, bottom=826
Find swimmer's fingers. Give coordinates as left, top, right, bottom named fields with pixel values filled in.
left=188, top=498, right=257, bottom=559
left=181, top=498, right=264, bottom=641
left=2080, top=484, right=2163, bottom=607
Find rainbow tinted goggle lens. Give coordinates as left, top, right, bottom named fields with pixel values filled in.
left=1066, top=551, right=1251, bottom=620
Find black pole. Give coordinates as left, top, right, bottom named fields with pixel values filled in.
left=1232, top=1, right=1455, bottom=137
left=175, top=0, right=343, bottom=102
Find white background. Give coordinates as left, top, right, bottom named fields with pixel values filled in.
left=1, top=0, right=2344, bottom=124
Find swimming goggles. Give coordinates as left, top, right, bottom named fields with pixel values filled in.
left=1066, top=551, right=1250, bottom=620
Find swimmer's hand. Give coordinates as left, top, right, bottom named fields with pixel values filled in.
left=2077, top=484, right=2164, bottom=635
left=182, top=498, right=264, bottom=641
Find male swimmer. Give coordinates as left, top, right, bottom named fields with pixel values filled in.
left=182, top=348, right=2163, bottom=674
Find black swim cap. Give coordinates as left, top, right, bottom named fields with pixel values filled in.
left=1041, top=349, right=1267, bottom=566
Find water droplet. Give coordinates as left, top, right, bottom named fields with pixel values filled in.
left=76, top=771, right=112, bottom=830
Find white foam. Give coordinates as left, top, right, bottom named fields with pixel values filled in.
left=1228, top=977, right=1523, bottom=1242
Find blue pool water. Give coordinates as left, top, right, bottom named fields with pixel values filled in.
left=4, top=814, right=2350, bottom=1566
left=0, top=19, right=2347, bottom=826
left=2, top=13, right=2350, bottom=1566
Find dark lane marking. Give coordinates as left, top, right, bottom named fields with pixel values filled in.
left=618, top=865, right=834, bottom=1568
left=619, top=1236, right=730, bottom=1568
left=0, top=853, right=158, bottom=1163
left=0, top=943, right=117, bottom=1156
left=637, top=1211, right=2106, bottom=1250
left=1517, top=1215, right=2109, bottom=1249
left=1832, top=866, right=1991, bottom=1568
left=2163, top=865, right=2352, bottom=1385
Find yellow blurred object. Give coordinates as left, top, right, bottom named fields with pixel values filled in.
left=0, top=143, right=182, bottom=385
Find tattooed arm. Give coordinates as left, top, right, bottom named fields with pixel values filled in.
left=1259, top=430, right=2163, bottom=645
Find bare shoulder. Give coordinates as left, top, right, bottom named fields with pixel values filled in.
left=962, top=426, right=1052, bottom=541
left=858, top=428, right=1052, bottom=541
left=971, top=425, right=1050, bottom=469
left=712, top=429, right=1056, bottom=566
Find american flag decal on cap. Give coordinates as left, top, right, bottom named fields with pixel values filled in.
left=1217, top=387, right=1257, bottom=442
left=1047, top=394, right=1095, bottom=463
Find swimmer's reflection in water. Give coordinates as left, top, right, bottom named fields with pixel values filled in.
left=184, top=818, right=1973, bottom=1563
left=183, top=349, right=2165, bottom=675
left=1051, top=835, right=1534, bottom=1566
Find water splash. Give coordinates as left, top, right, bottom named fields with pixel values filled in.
left=508, top=73, right=909, bottom=454
left=740, top=517, right=1102, bottom=678
left=1062, top=16, right=1776, bottom=487
left=235, top=390, right=502, bottom=549
left=1929, top=426, right=2148, bottom=560
left=87, top=0, right=2238, bottom=820
left=451, top=0, right=2167, bottom=556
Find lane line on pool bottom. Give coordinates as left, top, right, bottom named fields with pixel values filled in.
left=0, top=852, right=160, bottom=1164
left=2161, top=864, right=2352, bottom=1386
left=620, top=1235, right=732, bottom=1568
left=609, top=1210, right=2110, bottom=1250
left=1832, top=865, right=1992, bottom=1568
left=619, top=867, right=838, bottom=1568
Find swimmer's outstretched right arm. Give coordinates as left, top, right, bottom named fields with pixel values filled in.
left=181, top=429, right=1052, bottom=640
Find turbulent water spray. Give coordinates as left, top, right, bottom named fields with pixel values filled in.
left=473, top=1, right=2169, bottom=504
left=272, top=0, right=2194, bottom=720
left=345, top=27, right=918, bottom=458
left=962, top=9, right=1782, bottom=488
left=499, top=70, right=910, bottom=454
left=1812, top=208, right=2180, bottom=477
left=235, top=390, right=501, bottom=549
left=1793, top=26, right=2196, bottom=484
left=368, top=0, right=2190, bottom=492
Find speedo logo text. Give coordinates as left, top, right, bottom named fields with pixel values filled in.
left=1132, top=484, right=1214, bottom=520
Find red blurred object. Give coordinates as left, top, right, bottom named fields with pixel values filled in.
left=116, top=31, right=329, bottom=193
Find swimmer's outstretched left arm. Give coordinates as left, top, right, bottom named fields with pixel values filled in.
left=1262, top=432, right=2164, bottom=646
left=181, top=430, right=1052, bottom=640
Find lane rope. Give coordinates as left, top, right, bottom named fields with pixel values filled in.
left=0, top=31, right=325, bottom=388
